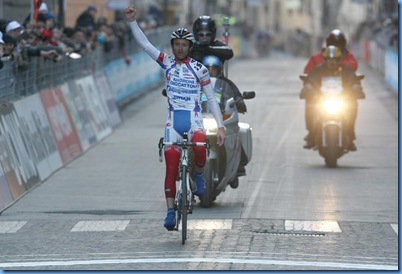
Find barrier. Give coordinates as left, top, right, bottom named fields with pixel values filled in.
left=385, top=50, right=398, bottom=94
left=0, top=70, right=121, bottom=212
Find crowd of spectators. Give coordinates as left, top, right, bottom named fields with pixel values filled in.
left=0, top=2, right=133, bottom=71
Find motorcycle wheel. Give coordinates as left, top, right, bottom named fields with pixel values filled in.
left=325, top=125, right=339, bottom=168
left=200, top=159, right=217, bottom=208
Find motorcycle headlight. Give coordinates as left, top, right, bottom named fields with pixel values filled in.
left=322, top=97, right=343, bottom=115
left=203, top=117, right=218, bottom=134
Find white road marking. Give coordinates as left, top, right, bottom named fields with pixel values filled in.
left=184, top=219, right=233, bottom=230
left=390, top=224, right=398, bottom=235
left=285, top=220, right=342, bottom=233
left=71, top=220, right=130, bottom=232
left=0, top=257, right=396, bottom=270
left=0, top=221, right=27, bottom=233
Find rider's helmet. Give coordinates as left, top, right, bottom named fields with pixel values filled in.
left=326, top=29, right=347, bottom=49
left=170, top=28, right=195, bottom=46
left=202, top=55, right=222, bottom=68
left=193, top=15, right=217, bottom=44
left=322, top=45, right=342, bottom=59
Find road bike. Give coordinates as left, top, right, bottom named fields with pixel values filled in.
left=158, top=132, right=210, bottom=244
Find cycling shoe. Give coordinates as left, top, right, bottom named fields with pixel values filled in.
left=164, top=208, right=176, bottom=231
left=194, top=172, right=206, bottom=196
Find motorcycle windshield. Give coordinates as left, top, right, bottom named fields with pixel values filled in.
left=201, top=77, right=235, bottom=113
left=320, top=77, right=343, bottom=95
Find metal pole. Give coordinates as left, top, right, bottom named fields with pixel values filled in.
left=223, top=16, right=230, bottom=77
left=58, top=0, right=65, bottom=29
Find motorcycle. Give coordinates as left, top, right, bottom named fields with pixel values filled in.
left=162, top=78, right=255, bottom=207
left=199, top=77, right=255, bottom=207
left=300, top=74, right=365, bottom=167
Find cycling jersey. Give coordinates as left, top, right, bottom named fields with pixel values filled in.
left=129, top=21, right=224, bottom=137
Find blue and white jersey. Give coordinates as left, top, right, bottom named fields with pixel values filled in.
left=129, top=20, right=224, bottom=128
left=157, top=53, right=211, bottom=113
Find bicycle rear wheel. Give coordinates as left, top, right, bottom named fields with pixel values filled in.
left=181, top=167, right=188, bottom=245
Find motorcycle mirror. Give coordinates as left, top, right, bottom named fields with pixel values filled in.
left=299, top=74, right=308, bottom=81
left=356, top=74, right=365, bottom=81
left=242, top=91, right=256, bottom=99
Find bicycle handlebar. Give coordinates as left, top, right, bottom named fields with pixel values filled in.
left=158, top=137, right=210, bottom=162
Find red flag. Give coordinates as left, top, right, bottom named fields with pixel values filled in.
left=33, top=0, right=43, bottom=22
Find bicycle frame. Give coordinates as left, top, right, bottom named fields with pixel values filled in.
left=158, top=132, right=209, bottom=244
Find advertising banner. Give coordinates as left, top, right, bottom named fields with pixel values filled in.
left=0, top=125, right=26, bottom=202
left=93, top=71, right=122, bottom=129
left=40, top=88, right=83, bottom=164
left=0, top=103, right=40, bottom=191
left=64, top=81, right=98, bottom=151
left=385, top=50, right=398, bottom=94
left=103, top=51, right=162, bottom=104
left=13, top=94, right=63, bottom=180
left=75, top=75, right=113, bottom=141
left=0, top=164, right=13, bottom=210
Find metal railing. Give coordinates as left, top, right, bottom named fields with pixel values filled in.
left=0, top=26, right=172, bottom=103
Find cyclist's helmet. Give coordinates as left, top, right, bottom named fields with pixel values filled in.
left=170, top=28, right=195, bottom=45
left=202, top=55, right=222, bottom=68
left=326, top=29, right=347, bottom=49
left=322, top=45, right=342, bottom=59
left=193, top=15, right=217, bottom=42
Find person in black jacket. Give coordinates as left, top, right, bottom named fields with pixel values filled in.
left=191, top=15, right=233, bottom=65
left=75, top=5, right=97, bottom=33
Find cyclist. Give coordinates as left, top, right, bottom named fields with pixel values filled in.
left=301, top=29, right=358, bottom=148
left=190, top=15, right=233, bottom=65
left=124, top=5, right=225, bottom=231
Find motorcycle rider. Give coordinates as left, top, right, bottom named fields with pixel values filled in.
left=124, top=5, right=225, bottom=230
left=301, top=45, right=364, bottom=151
left=202, top=55, right=247, bottom=113
left=301, top=29, right=359, bottom=148
left=191, top=15, right=233, bottom=65
left=304, top=29, right=358, bottom=74
left=202, top=54, right=248, bottom=177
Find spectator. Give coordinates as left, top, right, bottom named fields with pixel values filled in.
left=41, top=12, right=57, bottom=46
left=22, top=29, right=63, bottom=62
left=75, top=4, right=97, bottom=33
left=2, top=34, right=17, bottom=60
left=72, top=28, right=92, bottom=54
left=5, top=21, right=24, bottom=38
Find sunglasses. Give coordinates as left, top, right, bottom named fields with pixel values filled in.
left=198, top=32, right=212, bottom=37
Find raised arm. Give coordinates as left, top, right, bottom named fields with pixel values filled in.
left=124, top=5, right=160, bottom=60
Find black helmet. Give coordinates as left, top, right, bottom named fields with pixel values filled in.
left=193, top=15, right=217, bottom=42
left=326, top=29, right=347, bottom=49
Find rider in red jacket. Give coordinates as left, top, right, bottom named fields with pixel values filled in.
left=304, top=29, right=358, bottom=74
left=301, top=29, right=359, bottom=148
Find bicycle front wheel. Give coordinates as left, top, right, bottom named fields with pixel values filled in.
left=181, top=166, right=188, bottom=245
